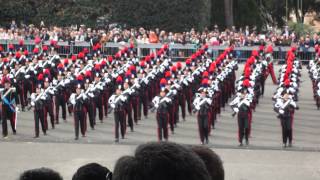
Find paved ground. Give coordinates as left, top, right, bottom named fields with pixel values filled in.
left=1, top=64, right=320, bottom=180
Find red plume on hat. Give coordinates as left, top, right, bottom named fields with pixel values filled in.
left=42, top=45, right=48, bottom=51
left=63, top=58, right=69, bottom=65
left=244, top=67, right=251, bottom=78
left=77, top=75, right=84, bottom=81
left=243, top=79, right=251, bottom=87
left=24, top=50, right=29, bottom=56
left=140, top=60, right=146, bottom=68
left=176, top=62, right=182, bottom=69
left=108, top=56, right=113, bottom=63
left=251, top=50, right=259, bottom=57
left=165, top=71, right=171, bottom=79
left=38, top=73, right=44, bottom=81
left=34, top=37, right=41, bottom=44
left=19, top=39, right=24, bottom=46
left=71, top=55, right=77, bottom=62
left=186, top=58, right=191, bottom=66
left=266, top=45, right=273, bottom=53
left=44, top=68, right=50, bottom=75
left=85, top=70, right=92, bottom=78
left=171, top=65, right=177, bottom=72
left=202, top=71, right=209, bottom=78
left=259, top=45, right=264, bottom=51
left=160, top=78, right=167, bottom=87
left=57, top=63, right=64, bottom=70
left=33, top=47, right=39, bottom=54
left=0, top=45, right=3, bottom=52
left=209, top=66, right=216, bottom=74
left=94, top=63, right=101, bottom=70
left=9, top=44, right=14, bottom=50
left=284, top=78, right=290, bottom=87
left=201, top=78, right=209, bottom=88
left=15, top=52, right=21, bottom=59
left=78, top=52, right=85, bottom=59
left=116, top=76, right=123, bottom=84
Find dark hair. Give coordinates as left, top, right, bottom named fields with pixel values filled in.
left=72, top=163, right=112, bottom=180
left=191, top=146, right=224, bottom=180
left=113, top=142, right=210, bottom=180
left=19, top=167, right=63, bottom=180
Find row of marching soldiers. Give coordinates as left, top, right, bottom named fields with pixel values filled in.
left=191, top=47, right=238, bottom=144
left=0, top=39, right=152, bottom=139
left=229, top=45, right=277, bottom=146
left=273, top=47, right=301, bottom=148
left=308, top=45, right=320, bottom=109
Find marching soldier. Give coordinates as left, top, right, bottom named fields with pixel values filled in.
left=53, top=72, right=68, bottom=124
left=30, top=85, right=47, bottom=138
left=1, top=78, right=18, bottom=138
left=230, top=87, right=252, bottom=146
left=274, top=93, right=299, bottom=148
left=69, top=83, right=87, bottom=140
left=193, top=85, right=212, bottom=145
left=108, top=78, right=128, bottom=143
left=43, top=76, right=55, bottom=129
left=152, top=87, right=172, bottom=141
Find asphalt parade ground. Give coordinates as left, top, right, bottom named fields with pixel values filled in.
left=1, top=64, right=320, bottom=180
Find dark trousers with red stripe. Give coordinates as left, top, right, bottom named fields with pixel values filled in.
left=178, top=94, right=186, bottom=120
left=86, top=102, right=95, bottom=129
left=34, top=109, right=46, bottom=137
left=114, top=109, right=126, bottom=139
left=198, top=113, right=209, bottom=143
left=44, top=102, right=55, bottom=129
left=18, top=82, right=27, bottom=109
left=156, top=112, right=169, bottom=141
left=280, top=116, right=293, bottom=144
left=2, top=107, right=16, bottom=137
left=140, top=91, right=149, bottom=118
left=126, top=103, right=134, bottom=131
left=238, top=113, right=249, bottom=143
left=185, top=88, right=193, bottom=114
left=131, top=96, right=139, bottom=123
left=55, top=96, right=66, bottom=123
left=94, top=98, right=103, bottom=122
left=103, top=91, right=109, bottom=117
left=74, top=110, right=86, bottom=138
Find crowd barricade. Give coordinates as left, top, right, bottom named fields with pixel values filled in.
left=0, top=40, right=316, bottom=62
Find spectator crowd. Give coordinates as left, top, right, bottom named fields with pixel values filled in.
left=1, top=20, right=320, bottom=49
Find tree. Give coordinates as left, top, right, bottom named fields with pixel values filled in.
left=224, top=0, right=234, bottom=28
left=110, top=0, right=211, bottom=32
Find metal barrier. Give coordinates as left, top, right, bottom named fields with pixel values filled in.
left=0, top=40, right=316, bottom=62
left=210, top=46, right=316, bottom=63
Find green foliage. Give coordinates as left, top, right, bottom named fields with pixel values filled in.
left=288, top=21, right=314, bottom=37
left=110, top=0, right=211, bottom=31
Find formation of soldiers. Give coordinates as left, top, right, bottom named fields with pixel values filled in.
left=230, top=45, right=277, bottom=146
left=273, top=47, right=301, bottom=148
left=308, top=45, right=320, bottom=109
left=0, top=39, right=308, bottom=147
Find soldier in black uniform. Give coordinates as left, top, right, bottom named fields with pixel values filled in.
left=69, top=84, right=87, bottom=140
left=230, top=88, right=251, bottom=146
left=54, top=72, right=67, bottom=124
left=43, top=77, right=55, bottom=130
left=152, top=87, right=171, bottom=141
left=109, top=83, right=128, bottom=143
left=84, top=79, right=95, bottom=130
left=275, top=93, right=299, bottom=148
left=30, top=85, right=47, bottom=138
left=193, top=87, right=212, bottom=145
left=1, top=78, right=18, bottom=138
